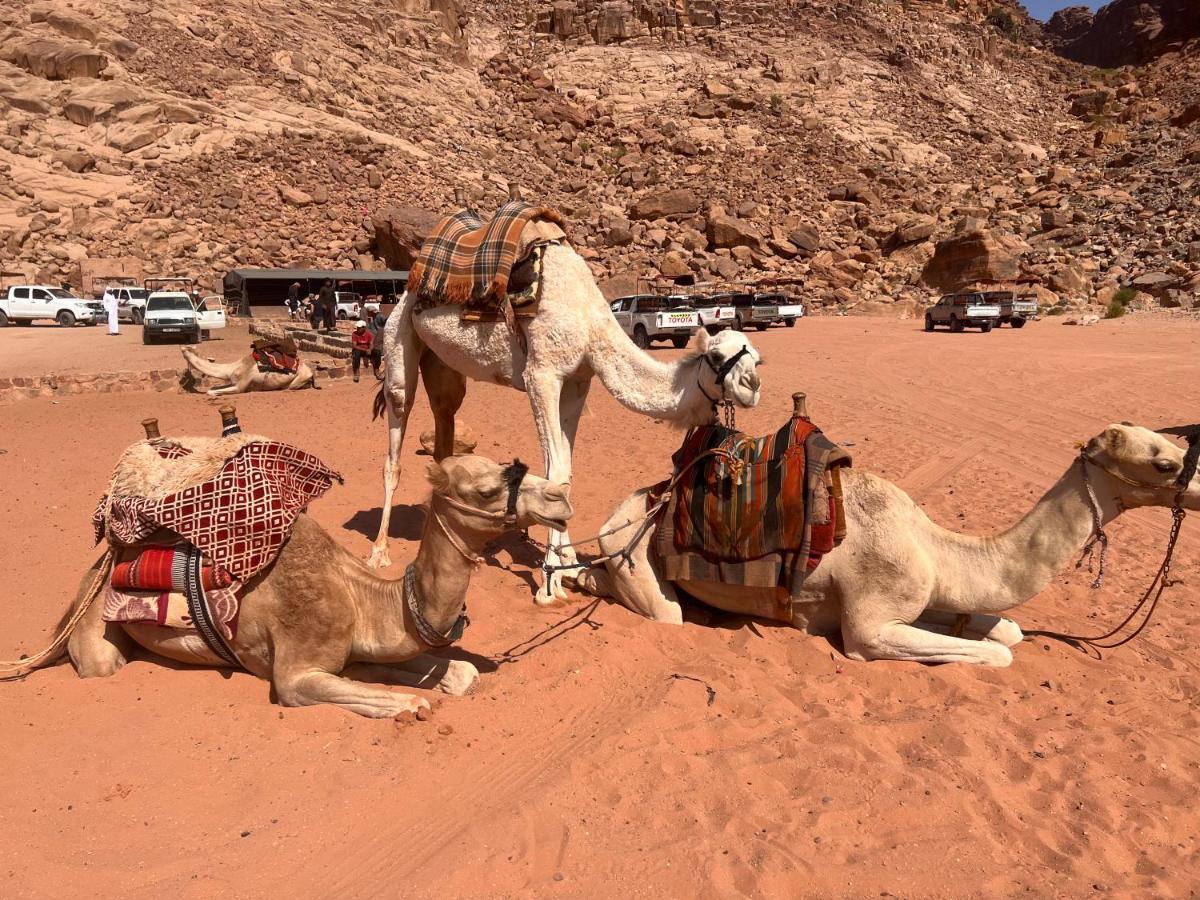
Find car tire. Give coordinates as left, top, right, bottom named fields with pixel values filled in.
left=671, top=336, right=688, bottom=349
left=0, top=310, right=8, bottom=327
left=924, top=314, right=934, bottom=332
left=337, top=310, right=347, bottom=320
left=186, top=330, right=201, bottom=345
left=785, top=318, right=796, bottom=328
left=131, top=308, right=144, bottom=325
left=633, top=325, right=650, bottom=350
left=142, top=331, right=152, bottom=345
left=201, top=329, right=211, bottom=341
left=980, top=321, right=993, bottom=333
left=950, top=316, right=963, bottom=333
left=1012, top=318, right=1026, bottom=329
left=57, top=310, right=75, bottom=328
left=755, top=324, right=768, bottom=331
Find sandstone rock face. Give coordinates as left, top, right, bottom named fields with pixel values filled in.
left=1047, top=0, right=1198, bottom=67
left=707, top=214, right=762, bottom=251
left=3, top=38, right=107, bottom=80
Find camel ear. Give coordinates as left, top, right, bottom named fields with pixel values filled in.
left=1086, top=427, right=1126, bottom=462
left=425, top=461, right=450, bottom=494
left=689, top=327, right=710, bottom=354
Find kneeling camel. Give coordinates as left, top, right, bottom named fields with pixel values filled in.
left=54, top=454, right=572, bottom=717
left=577, top=423, right=1199, bottom=666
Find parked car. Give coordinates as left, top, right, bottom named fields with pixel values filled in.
left=982, top=291, right=1038, bottom=328
left=335, top=291, right=363, bottom=319
left=611, top=295, right=700, bottom=349
left=924, top=293, right=1001, bottom=332
left=142, top=291, right=223, bottom=344
left=195, top=295, right=227, bottom=338
left=0, top=285, right=101, bottom=327
left=687, top=294, right=737, bottom=333
left=715, top=292, right=778, bottom=331
left=755, top=292, right=804, bottom=327
left=102, top=285, right=152, bottom=324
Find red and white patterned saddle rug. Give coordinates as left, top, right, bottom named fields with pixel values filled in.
left=103, top=542, right=243, bottom=665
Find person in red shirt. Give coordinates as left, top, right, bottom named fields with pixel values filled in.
left=350, top=319, right=376, bottom=383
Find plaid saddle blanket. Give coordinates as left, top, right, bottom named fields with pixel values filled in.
left=93, top=441, right=343, bottom=581
left=251, top=337, right=299, bottom=375
left=408, top=200, right=565, bottom=329
left=103, top=542, right=243, bottom=665
left=655, top=414, right=851, bottom=607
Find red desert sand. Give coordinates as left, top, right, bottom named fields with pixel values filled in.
left=1, top=317, right=1197, bottom=897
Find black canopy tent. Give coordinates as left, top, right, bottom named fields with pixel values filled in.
left=222, top=268, right=409, bottom=315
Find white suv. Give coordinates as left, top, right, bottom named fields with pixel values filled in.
left=102, top=285, right=152, bottom=324
left=142, top=291, right=224, bottom=344
left=0, top=285, right=102, bottom=327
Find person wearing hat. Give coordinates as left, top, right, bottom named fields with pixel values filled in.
left=350, top=319, right=377, bottom=383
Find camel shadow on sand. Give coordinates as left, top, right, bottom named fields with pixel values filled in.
left=343, top=504, right=426, bottom=542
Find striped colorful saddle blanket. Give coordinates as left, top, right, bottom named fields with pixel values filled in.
left=654, top=414, right=851, bottom=612
left=407, top=200, right=565, bottom=329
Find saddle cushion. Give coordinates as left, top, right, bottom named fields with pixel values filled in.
left=112, top=544, right=234, bottom=592
left=408, top=200, right=564, bottom=327
left=252, top=346, right=299, bottom=375
left=655, top=415, right=850, bottom=614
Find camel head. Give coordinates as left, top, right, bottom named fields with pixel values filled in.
left=687, top=328, right=763, bottom=410
left=426, top=454, right=574, bottom=533
left=1083, top=423, right=1200, bottom=511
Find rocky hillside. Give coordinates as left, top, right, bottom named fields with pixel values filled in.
left=1044, top=0, right=1199, bottom=68
left=1, top=0, right=1197, bottom=315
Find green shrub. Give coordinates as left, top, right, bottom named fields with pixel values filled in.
left=1114, top=286, right=1136, bottom=305
left=947, top=0, right=960, bottom=9
left=1046, top=305, right=1066, bottom=316
left=986, top=7, right=1018, bottom=39
left=1105, top=300, right=1126, bottom=319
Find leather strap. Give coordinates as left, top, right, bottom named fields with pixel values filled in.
left=404, top=564, right=466, bottom=649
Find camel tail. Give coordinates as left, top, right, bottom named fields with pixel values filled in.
left=373, top=385, right=387, bottom=421
left=0, top=551, right=112, bottom=681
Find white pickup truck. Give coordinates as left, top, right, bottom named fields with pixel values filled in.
left=687, top=294, right=737, bottom=333
left=102, top=285, right=152, bottom=324
left=611, top=295, right=701, bottom=349
left=755, top=292, right=804, bottom=328
left=0, top=285, right=102, bottom=327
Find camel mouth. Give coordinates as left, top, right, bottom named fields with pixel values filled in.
left=531, top=513, right=571, bottom=531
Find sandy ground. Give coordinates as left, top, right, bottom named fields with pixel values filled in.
left=1, top=317, right=1198, bottom=898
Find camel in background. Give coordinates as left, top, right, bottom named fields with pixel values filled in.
left=180, top=346, right=316, bottom=395
left=576, top=424, right=1200, bottom=666
left=373, top=236, right=763, bottom=601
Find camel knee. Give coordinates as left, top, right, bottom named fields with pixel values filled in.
left=570, top=568, right=611, bottom=597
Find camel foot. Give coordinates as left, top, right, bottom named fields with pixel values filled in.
left=367, top=545, right=392, bottom=570
left=568, top=568, right=611, bottom=598
left=535, top=567, right=573, bottom=605
left=985, top=617, right=1024, bottom=648
left=436, top=659, right=478, bottom=697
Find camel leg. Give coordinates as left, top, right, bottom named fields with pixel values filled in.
left=274, top=669, right=430, bottom=719
left=206, top=370, right=254, bottom=396
left=525, top=371, right=575, bottom=603
left=369, top=314, right=421, bottom=569
left=343, top=656, right=479, bottom=696
left=843, top=616, right=1015, bottom=667
left=66, top=557, right=136, bottom=678
left=550, top=378, right=591, bottom=576
left=582, top=492, right=683, bottom=624
left=917, top=610, right=1025, bottom=647
left=421, top=353, right=467, bottom=461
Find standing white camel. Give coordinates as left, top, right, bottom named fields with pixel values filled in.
left=575, top=423, right=1200, bottom=665
left=371, top=240, right=762, bottom=600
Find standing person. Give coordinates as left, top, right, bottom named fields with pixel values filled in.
left=350, top=319, right=374, bottom=383
left=317, top=278, right=336, bottom=333
left=286, top=281, right=302, bottom=320
left=364, top=307, right=386, bottom=380
left=103, top=288, right=120, bottom=336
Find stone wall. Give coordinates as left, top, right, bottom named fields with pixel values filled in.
left=0, top=369, right=184, bottom=404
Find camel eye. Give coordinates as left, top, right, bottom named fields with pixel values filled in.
left=1153, top=458, right=1178, bottom=474
left=478, top=484, right=503, bottom=499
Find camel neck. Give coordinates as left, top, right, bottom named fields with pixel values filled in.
left=409, top=500, right=490, bottom=639
left=586, top=315, right=714, bottom=426
left=930, top=460, right=1122, bottom=615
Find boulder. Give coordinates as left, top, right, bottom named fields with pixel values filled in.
left=892, top=216, right=936, bottom=245
left=106, top=123, right=162, bottom=153
left=788, top=224, right=820, bottom=253
left=659, top=251, right=691, bottom=279
left=1171, top=103, right=1200, bottom=128
left=3, top=38, right=107, bottom=80
left=1130, top=271, right=1178, bottom=297
left=920, top=225, right=1022, bottom=292
left=628, top=188, right=699, bottom=221
left=372, top=205, right=440, bottom=269
left=603, top=218, right=633, bottom=247
left=706, top=214, right=762, bottom=251
left=53, top=150, right=95, bottom=173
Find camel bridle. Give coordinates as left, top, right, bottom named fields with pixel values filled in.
left=406, top=460, right=531, bottom=648
left=1037, top=425, right=1199, bottom=653
left=698, top=345, right=752, bottom=430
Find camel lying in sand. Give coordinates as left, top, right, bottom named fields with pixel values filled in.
left=181, top=346, right=316, bottom=395
left=60, top=454, right=572, bottom=717
left=576, top=423, right=1199, bottom=666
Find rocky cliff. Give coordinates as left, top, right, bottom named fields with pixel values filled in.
left=0, top=0, right=1197, bottom=314
left=1044, top=0, right=1199, bottom=68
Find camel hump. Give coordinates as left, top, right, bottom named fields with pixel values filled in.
left=520, top=217, right=567, bottom=246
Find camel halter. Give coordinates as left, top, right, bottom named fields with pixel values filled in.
left=698, top=346, right=751, bottom=430
left=408, top=460, right=530, bottom=646
left=1039, top=426, right=1198, bottom=653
